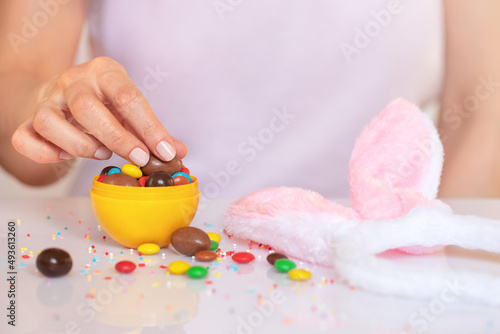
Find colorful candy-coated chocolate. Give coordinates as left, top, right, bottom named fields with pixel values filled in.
left=138, top=176, right=148, bottom=187
left=137, top=243, right=160, bottom=255
left=121, top=163, right=143, bottom=178
left=195, top=250, right=217, bottom=262
left=186, top=266, right=208, bottom=279
left=232, top=252, right=255, bottom=264
left=172, top=172, right=191, bottom=182
left=170, top=226, right=211, bottom=256
left=145, top=171, right=173, bottom=187
left=267, top=252, right=288, bottom=265
left=100, top=166, right=119, bottom=176
left=207, top=232, right=221, bottom=243
left=141, top=154, right=183, bottom=176
left=97, top=175, right=106, bottom=183
left=172, top=174, right=191, bottom=186
left=107, top=167, right=121, bottom=175
left=288, top=268, right=311, bottom=281
left=115, top=260, right=136, bottom=274
left=102, top=173, right=140, bottom=187
left=209, top=240, right=219, bottom=251
left=181, top=166, right=190, bottom=175
left=168, top=260, right=191, bottom=275
left=274, top=259, right=296, bottom=273
left=36, top=248, right=72, bottom=277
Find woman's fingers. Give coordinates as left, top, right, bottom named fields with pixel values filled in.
left=64, top=86, right=151, bottom=166
left=31, top=103, right=112, bottom=161
left=98, top=71, right=185, bottom=161
left=11, top=119, right=71, bottom=164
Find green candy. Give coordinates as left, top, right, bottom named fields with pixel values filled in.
left=209, top=240, right=219, bottom=251
left=186, top=266, right=208, bottom=279
left=274, top=259, right=296, bottom=273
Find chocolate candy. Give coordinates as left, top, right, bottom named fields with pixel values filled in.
left=115, top=260, right=136, bottom=274
left=97, top=175, right=106, bottom=183
left=141, top=154, right=183, bottom=176
left=121, top=163, right=143, bottom=178
left=232, top=252, right=255, bottom=264
left=36, top=248, right=72, bottom=277
left=186, top=266, right=208, bottom=279
left=194, top=250, right=217, bottom=262
left=207, top=232, right=221, bottom=243
left=172, top=172, right=191, bottom=186
left=168, top=260, right=190, bottom=275
left=170, top=226, right=211, bottom=256
left=138, top=176, right=148, bottom=187
left=145, top=171, right=173, bottom=187
left=266, top=252, right=288, bottom=265
left=137, top=243, right=160, bottom=255
left=288, top=268, right=311, bottom=281
left=209, top=240, right=219, bottom=251
left=274, top=259, right=296, bottom=273
left=102, top=173, right=140, bottom=187
left=100, top=166, right=119, bottom=176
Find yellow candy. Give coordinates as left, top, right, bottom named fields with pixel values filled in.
left=207, top=232, right=221, bottom=243
left=137, top=243, right=160, bottom=255
left=121, top=163, right=143, bottom=179
left=288, top=268, right=312, bottom=281
left=168, top=260, right=190, bottom=275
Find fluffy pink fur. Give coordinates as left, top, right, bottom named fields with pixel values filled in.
left=224, top=99, right=448, bottom=257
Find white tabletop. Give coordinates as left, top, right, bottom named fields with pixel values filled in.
left=1, top=198, right=500, bottom=334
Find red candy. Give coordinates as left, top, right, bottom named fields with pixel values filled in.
left=181, top=166, right=190, bottom=175
left=138, top=176, right=148, bottom=187
left=115, top=260, right=136, bottom=274
left=97, top=175, right=106, bottom=183
left=232, top=252, right=255, bottom=264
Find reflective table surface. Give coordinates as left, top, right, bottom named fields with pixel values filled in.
left=1, top=198, right=500, bottom=334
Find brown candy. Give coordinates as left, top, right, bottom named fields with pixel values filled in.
left=170, top=226, right=211, bottom=256
left=36, top=248, right=73, bottom=277
left=266, top=252, right=288, bottom=265
left=100, top=166, right=119, bottom=175
left=194, top=250, right=217, bottom=262
left=141, top=154, right=183, bottom=176
left=145, top=171, right=173, bottom=187
left=173, top=175, right=191, bottom=186
left=102, top=173, right=140, bottom=187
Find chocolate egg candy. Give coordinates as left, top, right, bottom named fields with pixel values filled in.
left=102, top=173, right=140, bottom=187
left=141, top=154, right=183, bottom=176
left=100, top=166, right=119, bottom=176
left=145, top=171, right=173, bottom=187
left=36, top=248, right=72, bottom=277
left=266, top=252, right=288, bottom=265
left=170, top=226, right=211, bottom=256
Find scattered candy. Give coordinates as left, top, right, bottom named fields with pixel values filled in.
left=171, top=227, right=211, bottom=256
left=274, top=259, right=296, bottom=273
left=137, top=243, right=160, bottom=255
left=169, top=260, right=191, bottom=275
left=100, top=166, right=119, bottom=175
left=115, top=261, right=136, bottom=274
left=207, top=232, right=221, bottom=243
left=102, top=173, right=140, bottom=187
left=267, top=252, right=288, bottom=265
left=145, top=171, right=173, bottom=187
left=186, top=266, right=208, bottom=279
left=195, top=250, right=217, bottom=262
left=141, top=154, right=183, bottom=176
left=232, top=252, right=255, bottom=264
left=36, top=248, right=72, bottom=278
left=209, top=240, right=219, bottom=251
left=288, top=268, right=311, bottom=281
left=121, top=163, right=143, bottom=178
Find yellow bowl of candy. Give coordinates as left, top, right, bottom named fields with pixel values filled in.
left=90, top=173, right=200, bottom=249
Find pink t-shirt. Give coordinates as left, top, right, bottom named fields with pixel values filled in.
left=73, top=0, right=444, bottom=201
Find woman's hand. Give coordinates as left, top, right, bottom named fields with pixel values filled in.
left=11, top=56, right=186, bottom=166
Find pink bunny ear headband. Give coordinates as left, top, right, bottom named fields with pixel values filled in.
left=223, top=99, right=500, bottom=306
